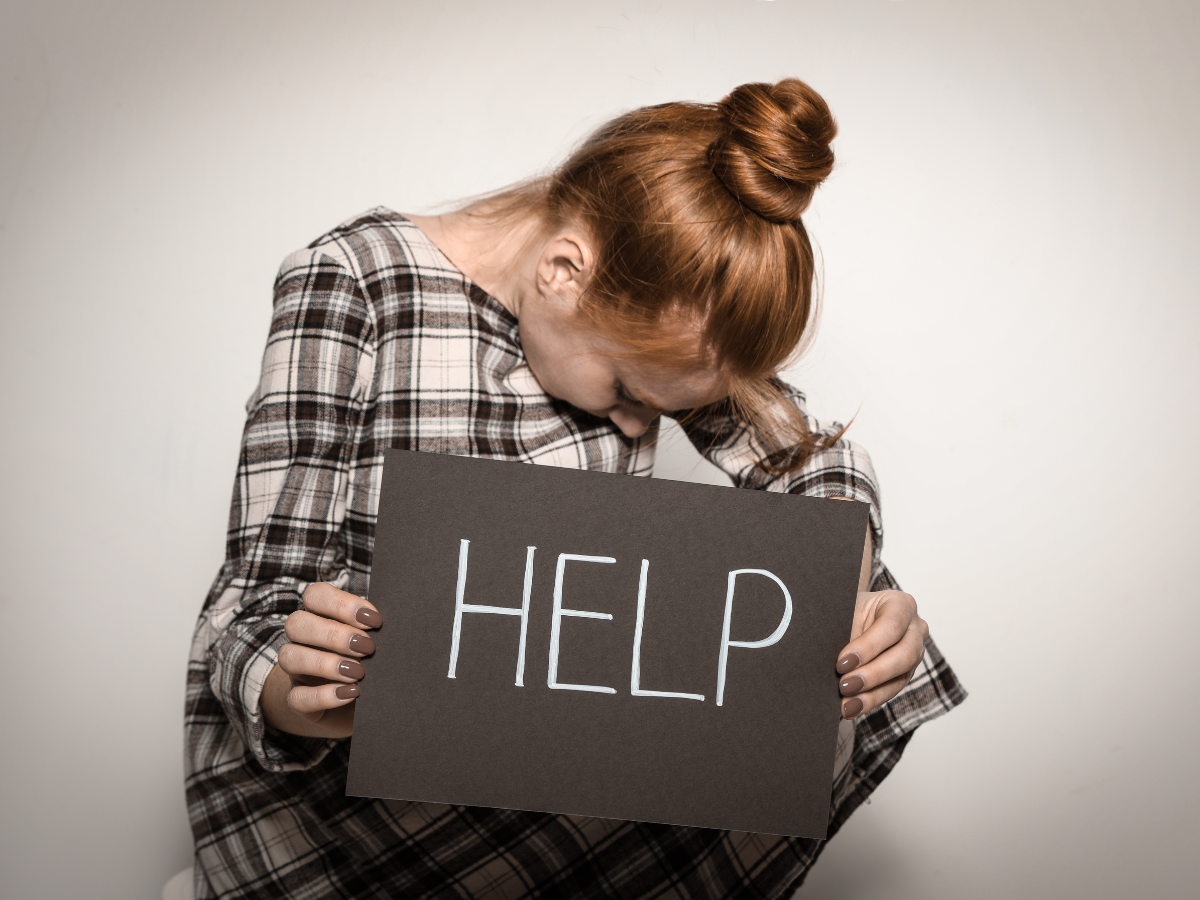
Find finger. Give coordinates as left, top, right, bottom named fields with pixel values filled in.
left=836, top=591, right=916, bottom=673
left=285, top=609, right=376, bottom=657
left=838, top=620, right=926, bottom=697
left=278, top=642, right=366, bottom=683
left=287, top=680, right=360, bottom=716
left=841, top=672, right=910, bottom=719
left=302, top=582, right=383, bottom=630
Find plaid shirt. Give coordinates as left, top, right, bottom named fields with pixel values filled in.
left=185, top=208, right=966, bottom=899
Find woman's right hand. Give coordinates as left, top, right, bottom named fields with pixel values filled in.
left=261, top=582, right=383, bottom=739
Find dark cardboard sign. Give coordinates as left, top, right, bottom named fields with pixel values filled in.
left=346, top=449, right=867, bottom=838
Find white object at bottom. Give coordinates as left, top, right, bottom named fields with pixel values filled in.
left=162, top=867, right=194, bottom=900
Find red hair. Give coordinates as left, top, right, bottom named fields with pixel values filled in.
left=486, top=78, right=843, bottom=470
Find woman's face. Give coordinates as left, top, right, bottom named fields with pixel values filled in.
left=502, top=228, right=728, bottom=438
left=517, top=294, right=728, bottom=439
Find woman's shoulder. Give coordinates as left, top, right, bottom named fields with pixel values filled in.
left=271, top=207, right=516, bottom=349
left=279, top=206, right=458, bottom=287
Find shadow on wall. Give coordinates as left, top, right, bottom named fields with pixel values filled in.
left=797, top=811, right=914, bottom=899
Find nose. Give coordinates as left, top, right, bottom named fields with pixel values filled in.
left=608, top=407, right=658, bottom=439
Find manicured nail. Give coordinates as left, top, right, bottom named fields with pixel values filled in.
left=335, top=683, right=360, bottom=700
left=348, top=633, right=376, bottom=655
left=836, top=652, right=860, bottom=675
left=338, top=659, right=366, bottom=680
left=842, top=697, right=864, bottom=718
left=839, top=675, right=865, bottom=697
left=356, top=606, right=383, bottom=628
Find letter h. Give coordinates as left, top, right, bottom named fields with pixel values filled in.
left=447, top=539, right=536, bottom=686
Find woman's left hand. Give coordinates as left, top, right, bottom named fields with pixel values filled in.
left=835, top=590, right=929, bottom=719
left=827, top=500, right=929, bottom=721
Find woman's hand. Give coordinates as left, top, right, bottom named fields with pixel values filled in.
left=835, top=589, right=928, bottom=719
left=261, top=582, right=383, bottom=739
left=829, top=501, right=929, bottom=720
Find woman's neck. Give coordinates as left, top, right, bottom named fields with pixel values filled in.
left=405, top=205, right=545, bottom=318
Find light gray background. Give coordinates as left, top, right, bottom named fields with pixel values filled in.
left=1, top=2, right=1195, bottom=898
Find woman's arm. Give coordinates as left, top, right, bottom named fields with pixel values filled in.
left=197, top=245, right=378, bottom=767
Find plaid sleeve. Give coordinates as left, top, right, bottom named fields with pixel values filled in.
left=196, top=247, right=377, bottom=773
left=679, top=380, right=967, bottom=845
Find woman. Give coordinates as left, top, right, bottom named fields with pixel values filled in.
left=186, top=78, right=965, bottom=898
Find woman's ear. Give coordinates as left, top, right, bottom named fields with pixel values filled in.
left=535, top=232, right=592, bottom=305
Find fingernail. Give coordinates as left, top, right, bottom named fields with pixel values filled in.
left=335, top=684, right=360, bottom=700
left=842, top=697, right=864, bottom=718
left=348, top=633, right=376, bottom=655
left=338, top=659, right=366, bottom=680
left=836, top=652, right=860, bottom=675
left=356, top=606, right=383, bottom=628
left=839, top=675, right=865, bottom=697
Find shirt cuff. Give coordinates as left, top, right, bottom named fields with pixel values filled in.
left=208, top=613, right=338, bottom=772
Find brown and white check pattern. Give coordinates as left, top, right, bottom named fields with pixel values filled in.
left=186, top=208, right=966, bottom=899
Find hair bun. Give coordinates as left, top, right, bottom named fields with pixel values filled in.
left=709, top=78, right=837, bottom=222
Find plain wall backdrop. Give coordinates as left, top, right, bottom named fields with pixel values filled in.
left=1, top=1, right=1196, bottom=898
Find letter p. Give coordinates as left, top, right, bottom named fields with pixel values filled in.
left=715, top=569, right=793, bottom=707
